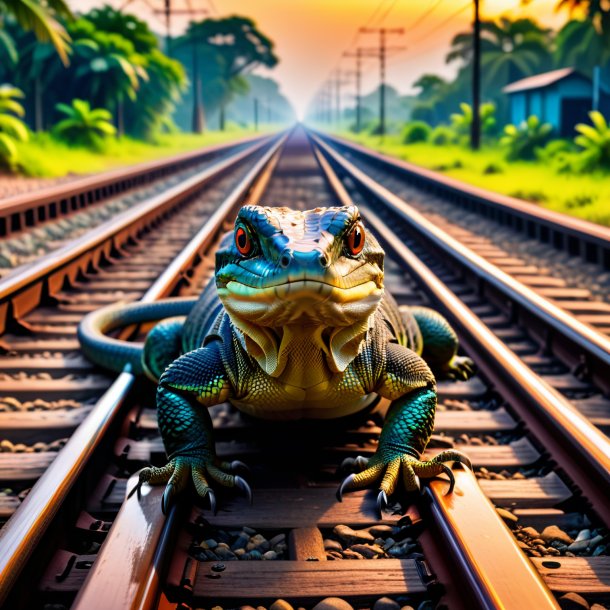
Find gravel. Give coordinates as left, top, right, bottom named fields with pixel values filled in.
left=324, top=523, right=421, bottom=561
left=190, top=526, right=287, bottom=562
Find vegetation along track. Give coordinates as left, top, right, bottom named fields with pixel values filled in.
left=0, top=127, right=609, bottom=609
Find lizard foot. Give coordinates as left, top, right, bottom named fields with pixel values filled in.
left=135, top=457, right=252, bottom=515
left=337, top=449, right=472, bottom=512
left=437, top=355, right=476, bottom=381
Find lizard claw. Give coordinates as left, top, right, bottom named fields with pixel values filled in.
left=355, top=455, right=370, bottom=471
left=208, top=489, right=217, bottom=515
left=235, top=475, right=253, bottom=504
left=376, top=489, right=388, bottom=515
left=162, top=483, right=175, bottom=515
left=336, top=473, right=356, bottom=502
left=230, top=460, right=251, bottom=475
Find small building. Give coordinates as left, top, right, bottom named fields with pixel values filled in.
left=503, top=67, right=610, bottom=136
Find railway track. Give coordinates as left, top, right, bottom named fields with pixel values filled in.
left=0, top=126, right=608, bottom=609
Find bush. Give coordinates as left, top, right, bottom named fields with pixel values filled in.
left=402, top=121, right=431, bottom=144
left=500, top=115, right=553, bottom=161
left=574, top=111, right=610, bottom=171
left=450, top=102, right=497, bottom=140
left=53, top=99, right=116, bottom=150
left=430, top=125, right=455, bottom=146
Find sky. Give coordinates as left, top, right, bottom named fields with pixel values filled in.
left=76, top=0, right=568, bottom=119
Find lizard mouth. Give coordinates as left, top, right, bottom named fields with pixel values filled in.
left=221, top=279, right=380, bottom=302
left=217, top=279, right=383, bottom=327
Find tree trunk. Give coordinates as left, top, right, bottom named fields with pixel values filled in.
left=191, top=41, right=205, bottom=133
left=219, top=103, right=226, bottom=131
left=34, top=76, right=43, bottom=132
left=117, top=99, right=124, bottom=138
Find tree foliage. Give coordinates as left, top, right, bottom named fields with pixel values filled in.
left=0, top=84, right=28, bottom=170
left=174, top=15, right=278, bottom=130
left=0, top=5, right=186, bottom=140
left=0, top=0, right=73, bottom=64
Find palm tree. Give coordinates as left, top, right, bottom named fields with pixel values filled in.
left=69, top=20, right=148, bottom=137
left=448, top=17, right=552, bottom=81
left=0, top=84, right=28, bottom=170
left=0, top=0, right=73, bottom=64
left=53, top=98, right=116, bottom=147
left=556, top=1, right=610, bottom=35
left=447, top=17, right=553, bottom=122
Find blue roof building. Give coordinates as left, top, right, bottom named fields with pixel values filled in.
left=503, top=68, right=610, bottom=136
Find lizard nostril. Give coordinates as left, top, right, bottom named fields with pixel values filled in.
left=280, top=253, right=291, bottom=268
left=318, top=253, right=329, bottom=268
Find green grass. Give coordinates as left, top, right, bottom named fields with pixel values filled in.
left=14, top=127, right=272, bottom=178
left=334, top=131, right=610, bottom=227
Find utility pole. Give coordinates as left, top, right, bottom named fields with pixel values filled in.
left=359, top=27, right=404, bottom=138
left=471, top=0, right=481, bottom=150
left=254, top=98, right=259, bottom=131
left=152, top=1, right=207, bottom=56
left=332, top=69, right=351, bottom=128
left=344, top=48, right=363, bottom=132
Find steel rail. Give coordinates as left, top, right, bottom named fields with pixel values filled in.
left=311, top=133, right=610, bottom=522
left=0, top=134, right=278, bottom=335
left=312, top=134, right=610, bottom=384
left=0, top=133, right=266, bottom=236
left=317, top=131, right=610, bottom=266
left=0, top=132, right=288, bottom=606
left=312, top=136, right=561, bottom=610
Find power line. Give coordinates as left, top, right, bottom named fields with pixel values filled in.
left=403, top=0, right=446, bottom=35
left=374, top=0, right=401, bottom=26
left=410, top=1, right=471, bottom=45
left=206, top=0, right=218, bottom=16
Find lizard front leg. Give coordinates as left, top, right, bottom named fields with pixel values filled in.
left=338, top=343, right=471, bottom=510
left=137, top=342, right=251, bottom=514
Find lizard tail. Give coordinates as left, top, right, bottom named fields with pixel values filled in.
left=77, top=297, right=198, bottom=375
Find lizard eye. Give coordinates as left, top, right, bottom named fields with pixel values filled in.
left=346, top=222, right=365, bottom=256
left=235, top=225, right=254, bottom=256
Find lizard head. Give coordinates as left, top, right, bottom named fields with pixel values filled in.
left=215, top=205, right=385, bottom=376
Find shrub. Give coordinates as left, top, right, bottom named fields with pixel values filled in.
left=430, top=125, right=455, bottom=146
left=574, top=111, right=610, bottom=171
left=0, top=84, right=29, bottom=171
left=483, top=162, right=504, bottom=174
left=402, top=121, right=431, bottom=144
left=500, top=115, right=553, bottom=161
left=450, top=102, right=497, bottom=139
left=53, top=99, right=116, bottom=149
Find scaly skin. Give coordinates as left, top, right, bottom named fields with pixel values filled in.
left=79, top=205, right=474, bottom=513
